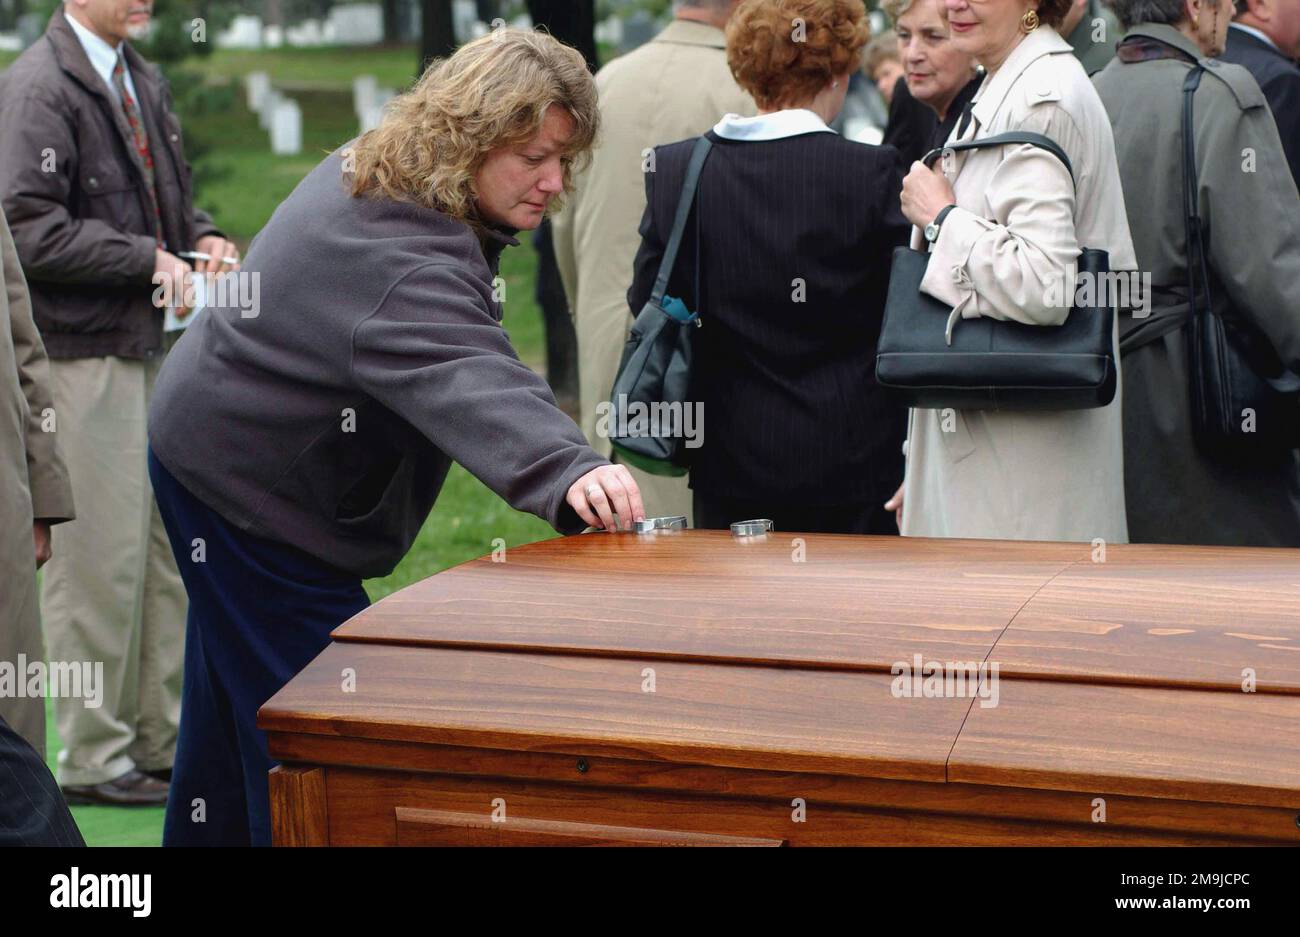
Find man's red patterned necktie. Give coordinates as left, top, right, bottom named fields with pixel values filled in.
left=111, top=52, right=164, bottom=245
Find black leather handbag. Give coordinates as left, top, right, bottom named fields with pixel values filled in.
left=1177, top=66, right=1300, bottom=451
left=875, top=132, right=1116, bottom=411
left=607, top=136, right=711, bottom=476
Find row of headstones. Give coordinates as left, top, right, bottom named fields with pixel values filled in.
left=245, top=72, right=301, bottom=156
left=219, top=4, right=395, bottom=50
left=1, top=3, right=662, bottom=55
left=241, top=71, right=401, bottom=156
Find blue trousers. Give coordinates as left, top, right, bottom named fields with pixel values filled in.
left=148, top=448, right=369, bottom=846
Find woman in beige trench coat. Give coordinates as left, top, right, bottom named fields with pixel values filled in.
left=0, top=205, right=75, bottom=755
left=886, top=0, right=1138, bottom=542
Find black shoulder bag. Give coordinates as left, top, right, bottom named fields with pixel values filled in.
left=1175, top=66, right=1300, bottom=452
left=607, top=136, right=711, bottom=476
left=875, top=132, right=1116, bottom=411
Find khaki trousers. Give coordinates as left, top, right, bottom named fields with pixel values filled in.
left=39, top=345, right=185, bottom=786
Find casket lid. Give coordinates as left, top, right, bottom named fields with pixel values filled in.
left=261, top=532, right=1300, bottom=807
left=333, top=531, right=1300, bottom=694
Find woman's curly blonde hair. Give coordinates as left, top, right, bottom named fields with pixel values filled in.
left=726, top=0, right=871, bottom=110
left=348, top=28, right=598, bottom=230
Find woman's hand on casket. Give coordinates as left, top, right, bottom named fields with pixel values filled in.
left=567, top=464, right=645, bottom=531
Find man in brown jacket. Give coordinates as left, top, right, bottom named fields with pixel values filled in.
left=0, top=205, right=76, bottom=760
left=0, top=0, right=237, bottom=804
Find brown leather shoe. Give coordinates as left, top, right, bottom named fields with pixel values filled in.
left=62, top=769, right=169, bottom=807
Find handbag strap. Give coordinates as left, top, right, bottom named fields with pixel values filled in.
left=921, top=131, right=1075, bottom=184
left=1174, top=66, right=1300, bottom=392
left=649, top=136, right=713, bottom=307
left=1181, top=65, right=1209, bottom=331
left=1121, top=66, right=1204, bottom=356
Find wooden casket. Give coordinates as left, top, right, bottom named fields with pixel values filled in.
left=258, top=531, right=1300, bottom=846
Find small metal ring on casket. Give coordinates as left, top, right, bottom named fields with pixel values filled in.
left=730, top=519, right=774, bottom=537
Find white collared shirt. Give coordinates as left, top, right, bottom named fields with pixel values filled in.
left=1229, top=21, right=1282, bottom=55
left=65, top=11, right=140, bottom=106
left=711, top=108, right=836, bottom=141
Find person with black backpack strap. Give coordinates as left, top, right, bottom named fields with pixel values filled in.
left=1094, top=0, right=1300, bottom=547
left=622, top=0, right=912, bottom=535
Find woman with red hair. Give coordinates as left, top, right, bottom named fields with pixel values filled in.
left=629, top=0, right=912, bottom=534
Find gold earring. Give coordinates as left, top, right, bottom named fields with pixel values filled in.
left=1021, top=8, right=1040, bottom=31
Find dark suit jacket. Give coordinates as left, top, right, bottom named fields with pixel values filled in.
left=628, top=129, right=911, bottom=506
left=0, top=6, right=223, bottom=360
left=882, top=76, right=937, bottom=169
left=882, top=74, right=982, bottom=168
left=0, top=715, right=84, bottom=846
left=929, top=76, right=982, bottom=151
left=1221, top=25, right=1300, bottom=188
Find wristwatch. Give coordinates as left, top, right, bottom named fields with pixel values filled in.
left=924, top=204, right=957, bottom=243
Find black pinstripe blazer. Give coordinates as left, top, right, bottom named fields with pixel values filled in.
left=628, top=129, right=911, bottom=505
left=0, top=716, right=84, bottom=846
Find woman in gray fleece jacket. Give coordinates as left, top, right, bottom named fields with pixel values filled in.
left=146, top=29, right=643, bottom=846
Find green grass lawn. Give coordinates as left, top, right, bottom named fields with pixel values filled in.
left=12, top=42, right=570, bottom=845
left=194, top=42, right=424, bottom=92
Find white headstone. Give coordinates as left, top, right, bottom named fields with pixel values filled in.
left=218, top=14, right=263, bottom=50
left=358, top=89, right=395, bottom=133
left=270, top=100, right=302, bottom=156
left=257, top=89, right=283, bottom=131
left=359, top=105, right=383, bottom=134
left=263, top=24, right=284, bottom=49
left=326, top=4, right=383, bottom=46
left=244, top=71, right=271, bottom=112
left=286, top=19, right=325, bottom=47
left=352, top=74, right=379, bottom=119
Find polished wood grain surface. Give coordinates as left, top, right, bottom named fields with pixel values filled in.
left=265, top=736, right=1300, bottom=842
left=331, top=532, right=1300, bottom=692
left=324, top=768, right=1277, bottom=846
left=393, top=807, right=785, bottom=846
left=259, top=641, right=971, bottom=782
left=949, top=678, right=1300, bottom=808
left=263, top=531, right=1300, bottom=845
left=333, top=531, right=1089, bottom=670
left=268, top=766, right=328, bottom=846
left=999, top=544, right=1300, bottom=693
